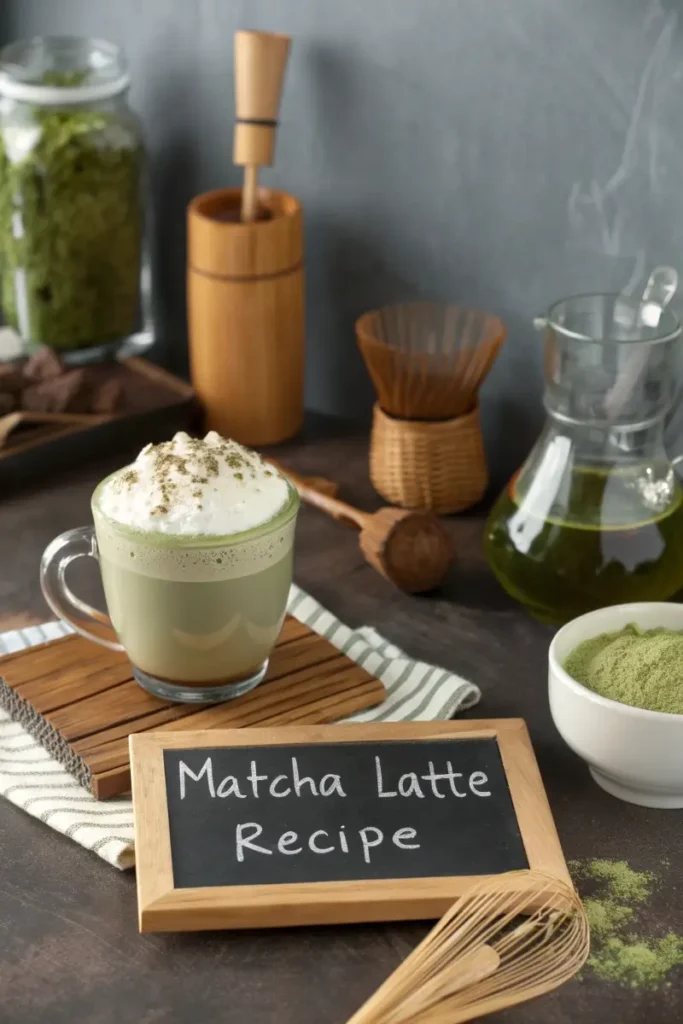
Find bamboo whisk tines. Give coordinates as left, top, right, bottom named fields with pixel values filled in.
left=347, top=870, right=589, bottom=1023
left=357, top=301, right=505, bottom=421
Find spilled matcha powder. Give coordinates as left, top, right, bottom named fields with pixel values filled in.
left=571, top=858, right=683, bottom=989
left=582, top=858, right=654, bottom=903
left=564, top=623, right=683, bottom=713
left=592, top=934, right=683, bottom=989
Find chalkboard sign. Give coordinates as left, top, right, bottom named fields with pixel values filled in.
left=163, top=738, right=528, bottom=888
left=130, top=721, right=569, bottom=932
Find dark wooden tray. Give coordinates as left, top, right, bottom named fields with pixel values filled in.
left=0, top=357, right=200, bottom=489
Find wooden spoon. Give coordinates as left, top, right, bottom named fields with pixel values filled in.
left=0, top=412, right=22, bottom=447
left=0, top=411, right=109, bottom=449
left=290, top=478, right=454, bottom=593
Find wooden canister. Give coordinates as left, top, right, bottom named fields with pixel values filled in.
left=187, top=186, right=304, bottom=446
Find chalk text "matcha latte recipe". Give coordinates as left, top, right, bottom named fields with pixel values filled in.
left=177, top=755, right=493, bottom=864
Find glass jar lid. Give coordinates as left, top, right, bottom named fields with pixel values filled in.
left=0, top=36, right=130, bottom=104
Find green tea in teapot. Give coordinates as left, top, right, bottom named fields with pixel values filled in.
left=485, top=462, right=683, bottom=624
left=485, top=283, right=683, bottom=624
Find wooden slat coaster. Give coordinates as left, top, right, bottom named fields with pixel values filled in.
left=0, top=616, right=385, bottom=799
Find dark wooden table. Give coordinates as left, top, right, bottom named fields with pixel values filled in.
left=0, top=414, right=681, bottom=1023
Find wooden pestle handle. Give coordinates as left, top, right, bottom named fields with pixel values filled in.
left=233, top=30, right=291, bottom=222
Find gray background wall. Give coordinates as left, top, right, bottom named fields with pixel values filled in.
left=4, top=0, right=683, bottom=487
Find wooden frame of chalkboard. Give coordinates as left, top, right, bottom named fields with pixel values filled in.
left=130, top=720, right=569, bottom=932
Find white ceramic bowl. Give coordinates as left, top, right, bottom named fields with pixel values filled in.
left=549, top=602, right=683, bottom=809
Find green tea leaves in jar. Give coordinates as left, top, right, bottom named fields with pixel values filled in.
left=0, top=38, right=145, bottom=357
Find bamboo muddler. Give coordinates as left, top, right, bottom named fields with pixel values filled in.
left=233, top=30, right=291, bottom=222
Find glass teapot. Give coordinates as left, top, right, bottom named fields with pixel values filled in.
left=485, top=268, right=683, bottom=624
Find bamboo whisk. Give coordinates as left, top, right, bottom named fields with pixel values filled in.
left=356, top=302, right=505, bottom=421
left=347, top=870, right=589, bottom=1024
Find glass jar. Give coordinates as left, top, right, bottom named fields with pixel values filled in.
left=0, top=36, right=151, bottom=361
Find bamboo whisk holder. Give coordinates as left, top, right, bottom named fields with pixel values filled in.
left=187, top=187, right=305, bottom=446
left=370, top=403, right=488, bottom=514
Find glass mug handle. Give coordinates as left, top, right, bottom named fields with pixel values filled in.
left=40, top=526, right=124, bottom=652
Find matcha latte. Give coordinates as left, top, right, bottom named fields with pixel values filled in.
left=91, top=432, right=298, bottom=701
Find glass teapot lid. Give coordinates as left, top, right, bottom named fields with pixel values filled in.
left=536, top=267, right=681, bottom=427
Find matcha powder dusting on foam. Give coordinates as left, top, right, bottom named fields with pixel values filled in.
left=98, top=432, right=290, bottom=536
left=564, top=623, right=683, bottom=714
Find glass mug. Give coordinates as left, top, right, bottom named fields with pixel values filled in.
left=40, top=472, right=300, bottom=703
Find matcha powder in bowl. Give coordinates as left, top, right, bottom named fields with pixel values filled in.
left=564, top=623, right=683, bottom=714
left=0, top=36, right=148, bottom=359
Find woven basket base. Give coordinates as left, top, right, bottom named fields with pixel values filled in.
left=369, top=403, right=488, bottom=514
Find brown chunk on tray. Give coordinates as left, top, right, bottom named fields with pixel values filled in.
left=0, top=360, right=26, bottom=394
left=23, top=346, right=64, bottom=382
left=90, top=378, right=123, bottom=415
left=22, top=369, right=91, bottom=414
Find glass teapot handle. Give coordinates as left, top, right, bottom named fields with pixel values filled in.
left=607, top=266, right=679, bottom=417
left=641, top=266, right=678, bottom=327
left=654, top=267, right=683, bottom=468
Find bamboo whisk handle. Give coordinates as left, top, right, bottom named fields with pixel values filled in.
left=346, top=944, right=500, bottom=1024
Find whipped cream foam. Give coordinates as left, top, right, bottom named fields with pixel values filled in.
left=97, top=432, right=290, bottom=537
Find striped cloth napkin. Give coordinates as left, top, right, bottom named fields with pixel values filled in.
left=0, top=584, right=481, bottom=871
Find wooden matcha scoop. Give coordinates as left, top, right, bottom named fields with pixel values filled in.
left=289, top=477, right=454, bottom=593
left=0, top=411, right=108, bottom=448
